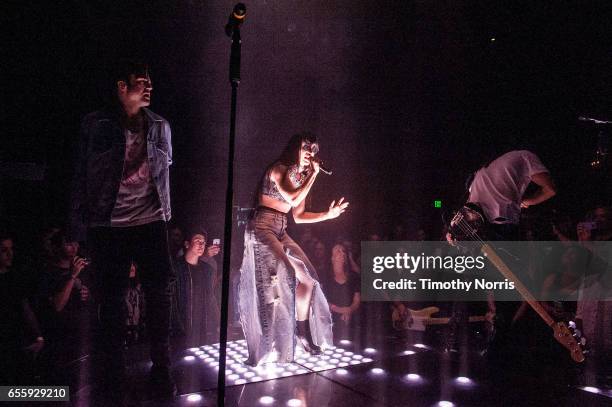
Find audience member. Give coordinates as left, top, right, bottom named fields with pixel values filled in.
left=584, top=205, right=612, bottom=241
left=38, top=231, right=93, bottom=369
left=0, top=232, right=45, bottom=384
left=335, top=235, right=360, bottom=274
left=324, top=244, right=361, bottom=340
left=170, top=228, right=220, bottom=347
left=125, top=262, right=146, bottom=346
left=575, top=206, right=612, bottom=362
left=168, top=223, right=185, bottom=259
left=415, top=228, right=427, bottom=241
left=390, top=223, right=409, bottom=240
left=40, top=225, right=61, bottom=266
left=310, top=239, right=328, bottom=277
left=297, top=226, right=316, bottom=253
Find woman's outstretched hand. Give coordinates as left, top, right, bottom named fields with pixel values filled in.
left=327, top=197, right=349, bottom=219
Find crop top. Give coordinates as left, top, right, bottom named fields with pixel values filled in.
left=260, top=164, right=310, bottom=205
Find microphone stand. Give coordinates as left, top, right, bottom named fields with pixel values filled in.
left=218, top=19, right=242, bottom=406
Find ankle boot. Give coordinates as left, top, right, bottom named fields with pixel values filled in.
left=296, top=319, right=322, bottom=355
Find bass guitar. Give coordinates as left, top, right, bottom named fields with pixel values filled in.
left=448, top=204, right=586, bottom=363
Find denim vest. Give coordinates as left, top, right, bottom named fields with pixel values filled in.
left=68, top=107, right=172, bottom=241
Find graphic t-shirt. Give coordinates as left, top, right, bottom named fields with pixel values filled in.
left=111, top=127, right=163, bottom=226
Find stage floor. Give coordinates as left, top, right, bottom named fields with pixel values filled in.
left=69, top=332, right=612, bottom=406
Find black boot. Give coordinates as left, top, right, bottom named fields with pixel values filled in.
left=296, top=320, right=322, bottom=355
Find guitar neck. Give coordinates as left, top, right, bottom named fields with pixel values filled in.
left=481, top=244, right=554, bottom=327
left=425, top=316, right=486, bottom=326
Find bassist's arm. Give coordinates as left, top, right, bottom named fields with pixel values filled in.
left=521, top=172, right=556, bottom=208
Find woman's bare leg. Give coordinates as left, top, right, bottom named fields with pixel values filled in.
left=290, top=258, right=316, bottom=321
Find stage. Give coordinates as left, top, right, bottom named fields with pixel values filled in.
left=69, top=331, right=611, bottom=406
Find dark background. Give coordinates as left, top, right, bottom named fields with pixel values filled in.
left=2, top=1, right=612, bottom=254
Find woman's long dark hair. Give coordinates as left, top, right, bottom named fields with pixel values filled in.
left=277, top=132, right=318, bottom=166
left=249, top=132, right=319, bottom=216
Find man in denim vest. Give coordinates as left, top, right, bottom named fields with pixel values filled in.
left=68, top=61, right=176, bottom=399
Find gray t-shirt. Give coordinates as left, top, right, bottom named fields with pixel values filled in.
left=111, top=128, right=163, bottom=227
left=468, top=150, right=548, bottom=224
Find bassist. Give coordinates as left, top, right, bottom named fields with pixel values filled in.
left=462, top=149, right=556, bottom=240
left=447, top=150, right=556, bottom=359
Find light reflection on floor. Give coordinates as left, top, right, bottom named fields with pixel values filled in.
left=182, top=339, right=374, bottom=386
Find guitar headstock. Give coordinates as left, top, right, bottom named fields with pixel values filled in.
left=552, top=321, right=586, bottom=363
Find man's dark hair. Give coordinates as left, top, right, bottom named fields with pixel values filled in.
left=112, top=60, right=149, bottom=87
left=184, top=227, right=208, bottom=243
left=106, top=60, right=150, bottom=104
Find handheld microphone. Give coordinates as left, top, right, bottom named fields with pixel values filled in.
left=225, top=3, right=247, bottom=37
left=311, top=157, right=333, bottom=175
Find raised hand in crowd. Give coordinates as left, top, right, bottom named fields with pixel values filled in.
left=71, top=256, right=88, bottom=279
left=205, top=243, right=220, bottom=258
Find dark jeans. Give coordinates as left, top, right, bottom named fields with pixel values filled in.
left=489, top=223, right=520, bottom=241
left=448, top=223, right=521, bottom=353
left=88, top=221, right=173, bottom=377
left=486, top=223, right=536, bottom=366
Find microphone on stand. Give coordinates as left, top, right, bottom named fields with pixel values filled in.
left=225, top=3, right=247, bottom=37
left=311, top=157, right=333, bottom=175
